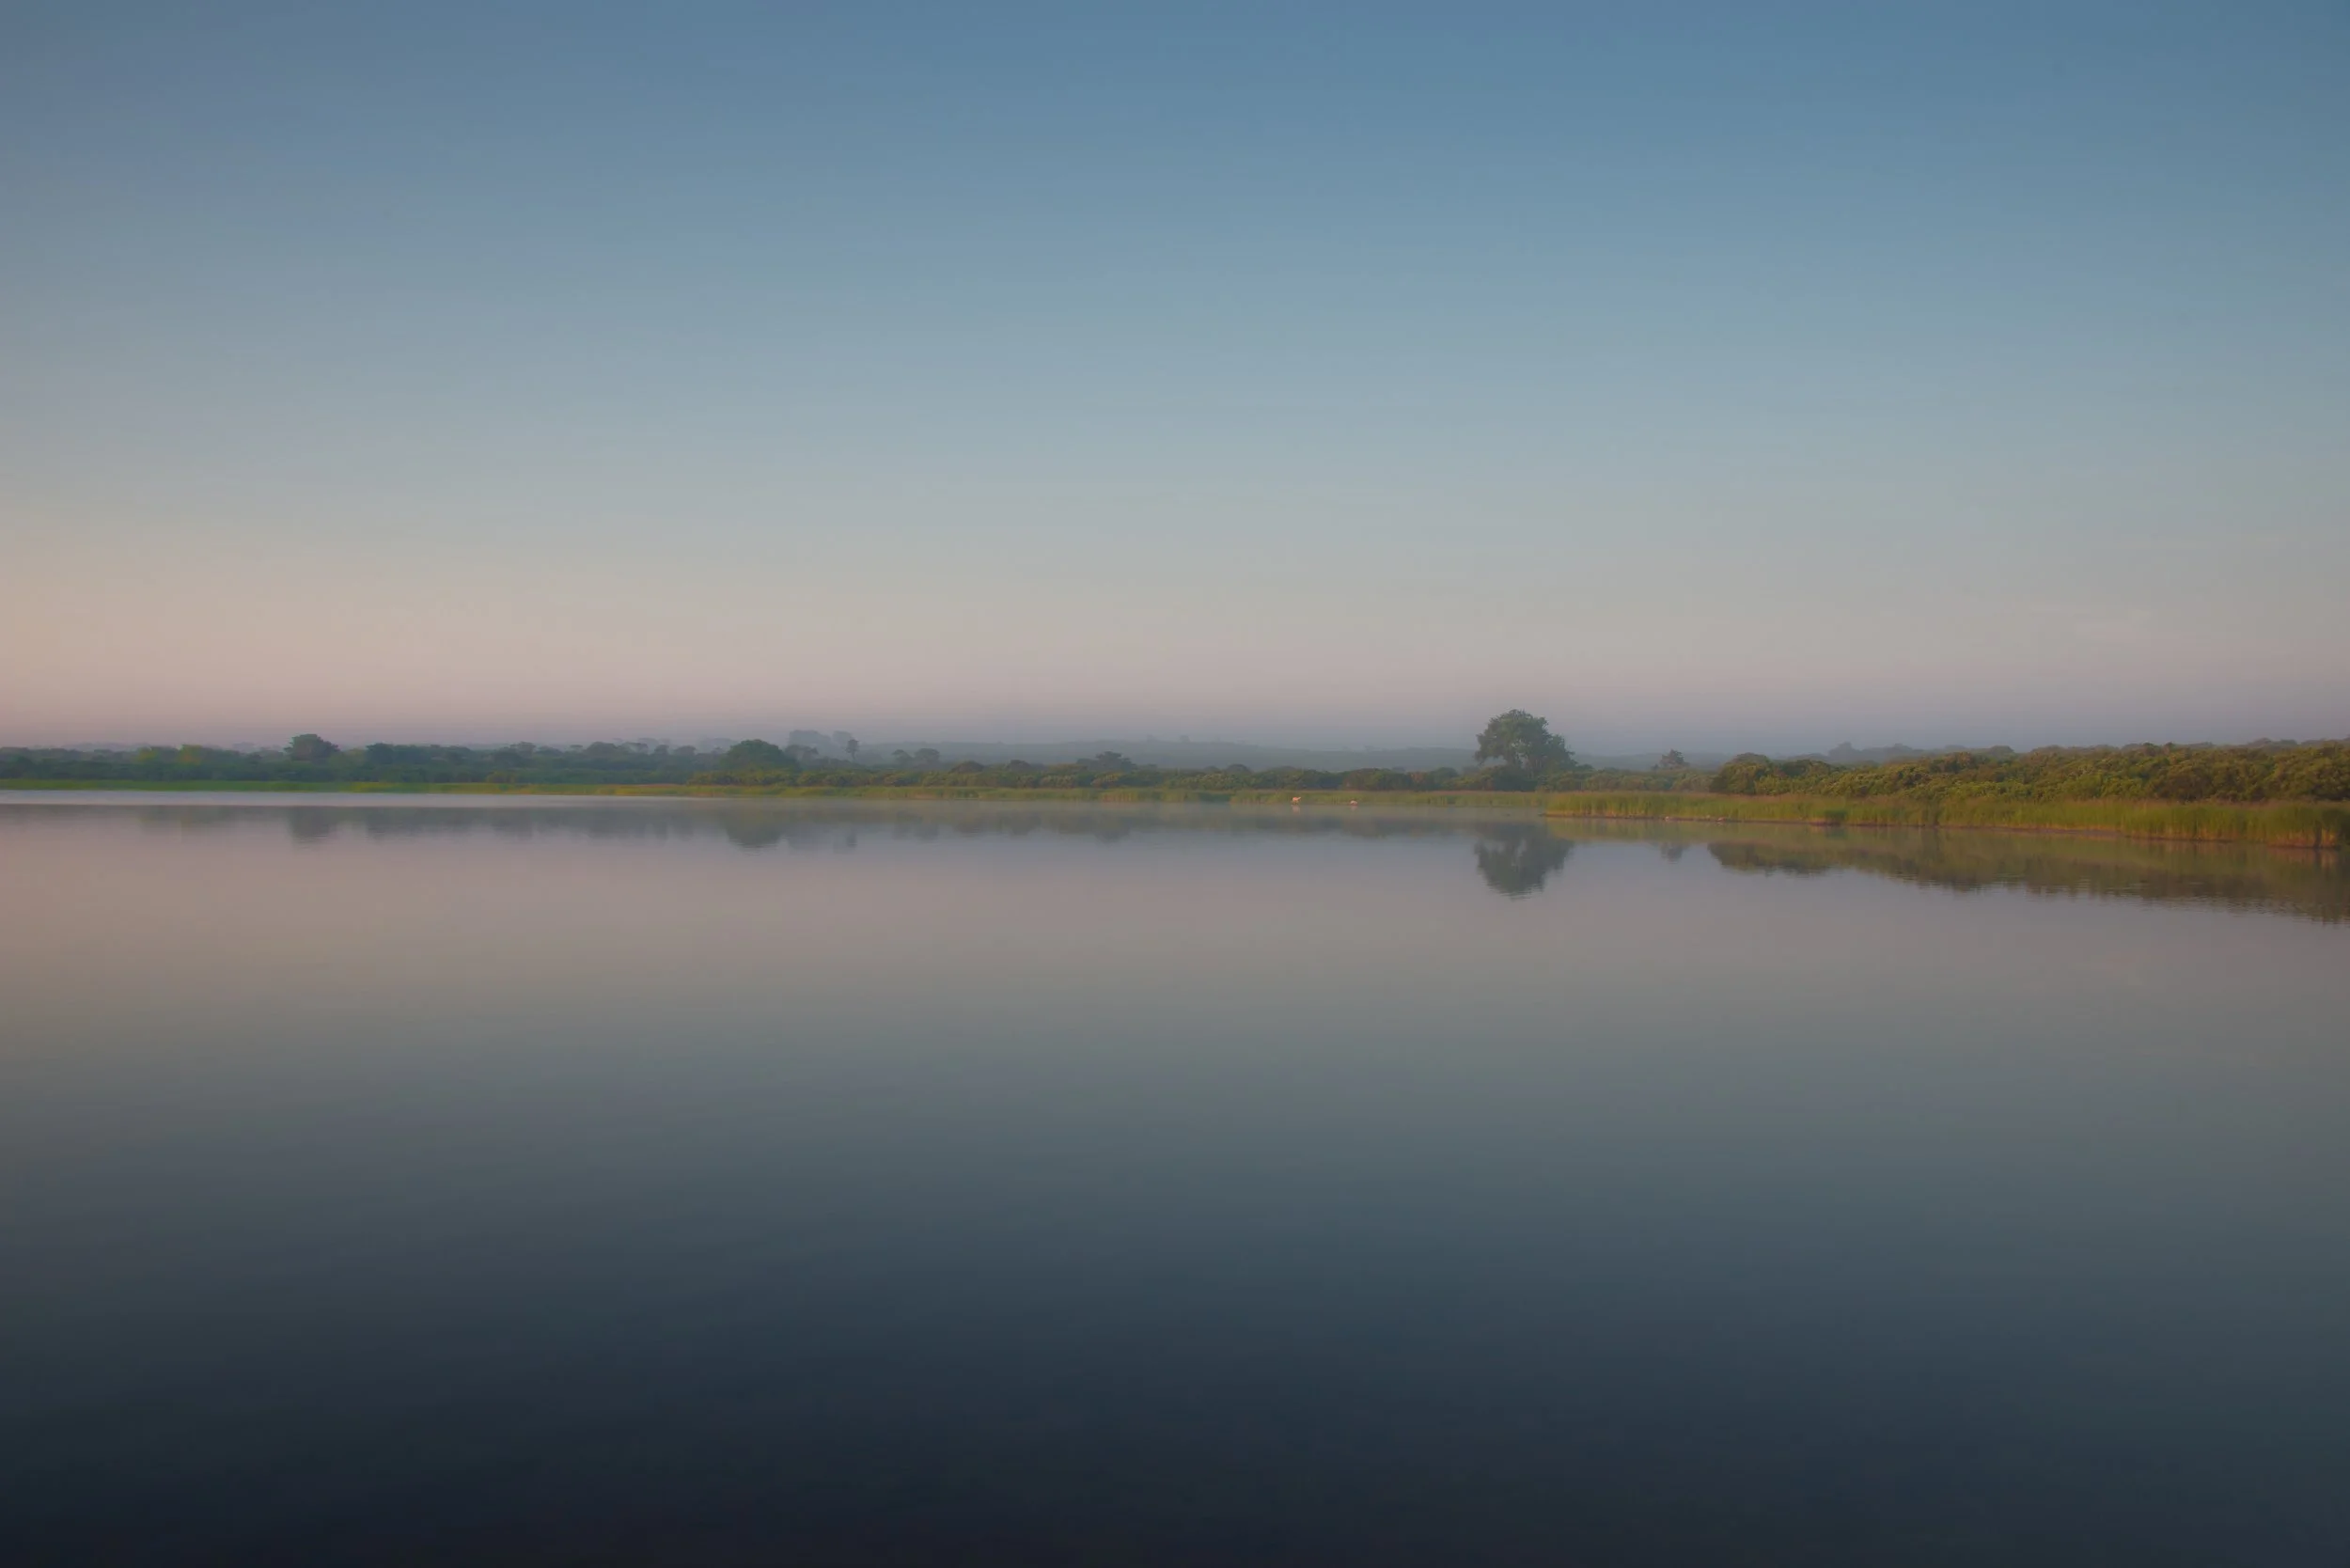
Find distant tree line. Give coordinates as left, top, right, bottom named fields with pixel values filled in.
left=8, top=718, right=2341, bottom=803
left=0, top=736, right=720, bottom=788
left=0, top=740, right=1554, bottom=793
left=0, top=714, right=1588, bottom=792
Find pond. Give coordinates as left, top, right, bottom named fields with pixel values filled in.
left=3, top=797, right=2344, bottom=1564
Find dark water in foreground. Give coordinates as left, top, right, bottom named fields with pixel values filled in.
left=3, top=797, right=2345, bottom=1566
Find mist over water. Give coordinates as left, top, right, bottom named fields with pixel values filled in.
left=3, top=798, right=2345, bottom=1564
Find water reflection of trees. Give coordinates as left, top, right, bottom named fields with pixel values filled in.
left=12, top=801, right=2342, bottom=922
left=1474, top=829, right=1574, bottom=898
left=1701, top=830, right=2348, bottom=924
left=39, top=800, right=1542, bottom=852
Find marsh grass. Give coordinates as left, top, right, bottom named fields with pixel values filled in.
left=1543, top=791, right=2350, bottom=847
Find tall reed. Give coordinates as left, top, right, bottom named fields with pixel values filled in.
left=1543, top=792, right=2349, bottom=847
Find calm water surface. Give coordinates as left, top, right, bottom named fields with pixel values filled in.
left=2, top=797, right=2345, bottom=1565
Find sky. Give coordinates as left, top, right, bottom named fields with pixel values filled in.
left=4, top=2, right=2345, bottom=753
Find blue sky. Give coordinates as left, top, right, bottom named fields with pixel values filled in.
left=4, top=3, right=2345, bottom=750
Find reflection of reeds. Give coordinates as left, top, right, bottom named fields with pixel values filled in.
left=1544, top=792, right=2350, bottom=848
left=16, top=781, right=2342, bottom=847
left=16, top=799, right=2343, bottom=922
left=1527, top=816, right=2347, bottom=922
left=1670, top=826, right=2350, bottom=925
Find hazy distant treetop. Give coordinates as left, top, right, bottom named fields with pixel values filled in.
left=1475, top=711, right=1572, bottom=775
left=1656, top=749, right=1688, bottom=771
left=288, top=733, right=339, bottom=761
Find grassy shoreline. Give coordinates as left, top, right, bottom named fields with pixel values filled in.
left=8, top=777, right=2346, bottom=846
left=0, top=778, right=1549, bottom=809
left=1543, top=791, right=2350, bottom=848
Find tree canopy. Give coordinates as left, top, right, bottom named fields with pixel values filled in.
left=1475, top=711, right=1574, bottom=778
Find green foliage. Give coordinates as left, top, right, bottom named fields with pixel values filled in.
left=2, top=737, right=708, bottom=788
left=1474, top=710, right=1574, bottom=782
left=1560, top=733, right=2350, bottom=846
left=686, top=738, right=806, bottom=784
left=1704, top=741, right=2350, bottom=805
left=10, top=728, right=2342, bottom=848
left=726, top=739, right=793, bottom=768
left=1582, top=766, right=1711, bottom=792
left=1711, top=753, right=1838, bottom=793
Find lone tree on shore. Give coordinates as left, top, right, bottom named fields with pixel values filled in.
left=1475, top=710, right=1573, bottom=776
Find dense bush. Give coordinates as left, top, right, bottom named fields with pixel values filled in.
left=0, top=740, right=1503, bottom=792
left=1707, top=741, right=2350, bottom=804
